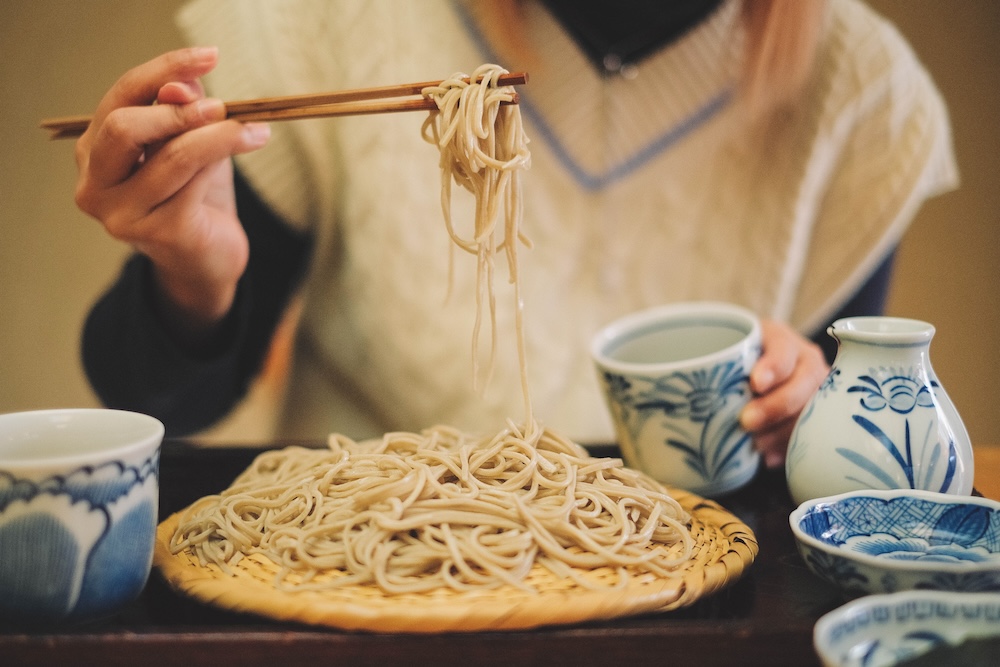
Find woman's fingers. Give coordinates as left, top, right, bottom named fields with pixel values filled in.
left=742, top=341, right=826, bottom=433
left=128, top=120, right=271, bottom=213
left=741, top=319, right=829, bottom=465
left=753, top=419, right=797, bottom=469
left=140, top=81, right=212, bottom=176
left=89, top=47, right=219, bottom=127
left=157, top=80, right=206, bottom=106
left=81, top=98, right=228, bottom=193
left=73, top=46, right=271, bottom=232
left=75, top=48, right=222, bottom=194
left=96, top=119, right=270, bottom=240
left=748, top=320, right=801, bottom=396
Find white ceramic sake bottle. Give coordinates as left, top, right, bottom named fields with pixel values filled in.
left=785, top=316, right=974, bottom=506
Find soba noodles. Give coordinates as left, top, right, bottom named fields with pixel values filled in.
left=168, top=65, right=696, bottom=597
left=420, top=64, right=532, bottom=417
left=170, top=422, right=693, bottom=594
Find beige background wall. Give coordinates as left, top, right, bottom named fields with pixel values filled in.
left=2, top=1, right=998, bottom=444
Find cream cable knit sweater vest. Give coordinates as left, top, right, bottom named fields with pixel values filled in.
left=178, top=0, right=956, bottom=442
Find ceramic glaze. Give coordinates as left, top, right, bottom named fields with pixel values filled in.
left=790, top=489, right=1000, bottom=595
left=0, top=409, right=163, bottom=623
left=786, top=317, right=973, bottom=506
left=592, top=302, right=762, bottom=496
left=814, top=590, right=1000, bottom=667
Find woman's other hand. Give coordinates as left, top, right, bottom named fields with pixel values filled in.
left=741, top=319, right=829, bottom=468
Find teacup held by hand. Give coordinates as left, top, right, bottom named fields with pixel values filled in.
left=591, top=302, right=762, bottom=497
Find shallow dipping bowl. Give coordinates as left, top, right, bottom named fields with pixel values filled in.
left=790, top=489, right=1000, bottom=595
left=814, top=590, right=1000, bottom=667
left=0, top=408, right=163, bottom=623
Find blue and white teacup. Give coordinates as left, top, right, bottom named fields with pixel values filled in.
left=591, top=302, right=762, bottom=497
left=0, top=408, right=163, bottom=623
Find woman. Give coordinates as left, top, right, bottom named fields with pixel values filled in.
left=76, top=0, right=956, bottom=467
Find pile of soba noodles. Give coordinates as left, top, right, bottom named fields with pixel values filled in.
left=168, top=65, right=695, bottom=595
left=169, top=421, right=693, bottom=594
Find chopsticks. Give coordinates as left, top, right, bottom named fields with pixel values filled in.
left=40, top=71, right=528, bottom=140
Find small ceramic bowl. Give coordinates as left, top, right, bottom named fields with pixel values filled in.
left=0, top=408, right=163, bottom=623
left=790, top=489, right=1000, bottom=595
left=814, top=590, right=1000, bottom=667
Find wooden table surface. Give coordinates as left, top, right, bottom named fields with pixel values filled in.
left=1, top=440, right=997, bottom=667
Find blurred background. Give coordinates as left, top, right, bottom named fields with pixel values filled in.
left=2, top=1, right=998, bottom=445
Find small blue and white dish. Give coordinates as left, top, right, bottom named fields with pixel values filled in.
left=790, top=489, right=1000, bottom=595
left=814, top=590, right=1000, bottom=667
left=0, top=408, right=163, bottom=624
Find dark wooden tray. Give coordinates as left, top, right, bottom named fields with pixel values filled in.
left=1, top=440, right=846, bottom=667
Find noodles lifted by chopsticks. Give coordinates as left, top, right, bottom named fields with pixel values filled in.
left=420, top=64, right=532, bottom=418
left=167, top=64, right=697, bottom=600
left=169, top=421, right=693, bottom=595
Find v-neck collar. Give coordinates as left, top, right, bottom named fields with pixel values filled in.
left=539, top=0, right=725, bottom=75
left=455, top=0, right=743, bottom=191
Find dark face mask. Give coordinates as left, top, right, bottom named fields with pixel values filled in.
left=540, top=0, right=725, bottom=74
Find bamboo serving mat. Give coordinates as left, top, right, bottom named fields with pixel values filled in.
left=154, top=487, right=757, bottom=633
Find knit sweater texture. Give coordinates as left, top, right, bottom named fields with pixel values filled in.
left=177, top=0, right=957, bottom=443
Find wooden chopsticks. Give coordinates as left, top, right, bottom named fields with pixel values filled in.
left=40, top=71, right=528, bottom=140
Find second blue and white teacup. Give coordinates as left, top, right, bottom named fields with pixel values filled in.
left=0, top=408, right=163, bottom=624
left=591, top=302, right=762, bottom=497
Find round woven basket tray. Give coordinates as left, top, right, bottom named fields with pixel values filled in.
left=154, top=487, right=757, bottom=633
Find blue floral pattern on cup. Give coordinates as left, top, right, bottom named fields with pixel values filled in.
left=790, top=491, right=1000, bottom=595
left=600, top=358, right=752, bottom=488
left=0, top=453, right=159, bottom=621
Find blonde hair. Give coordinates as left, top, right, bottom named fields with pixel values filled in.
left=741, top=0, right=828, bottom=117
left=471, top=0, right=828, bottom=119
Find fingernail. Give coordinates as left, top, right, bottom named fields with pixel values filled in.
left=751, top=367, right=773, bottom=393
left=243, top=122, right=271, bottom=146
left=740, top=404, right=762, bottom=431
left=190, top=46, right=219, bottom=64
left=195, top=98, right=225, bottom=121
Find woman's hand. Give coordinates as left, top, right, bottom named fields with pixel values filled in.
left=740, top=319, right=829, bottom=468
left=73, top=47, right=270, bottom=349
